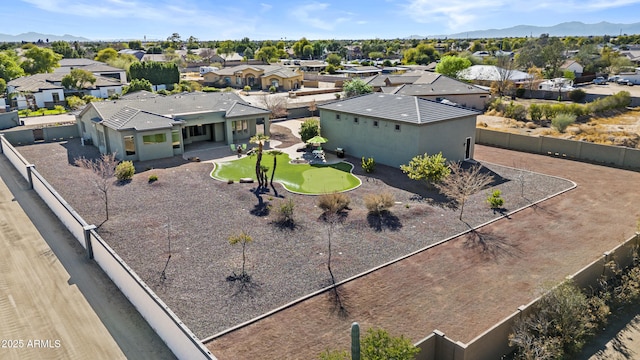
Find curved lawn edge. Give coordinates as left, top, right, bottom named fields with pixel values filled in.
left=202, top=161, right=577, bottom=344
left=209, top=159, right=362, bottom=195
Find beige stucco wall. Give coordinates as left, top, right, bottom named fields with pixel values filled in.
left=320, top=109, right=476, bottom=168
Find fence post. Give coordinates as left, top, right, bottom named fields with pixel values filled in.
left=84, top=225, right=96, bottom=259
left=26, top=164, right=35, bottom=189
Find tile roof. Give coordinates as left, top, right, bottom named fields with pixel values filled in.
left=89, top=92, right=270, bottom=131
left=8, top=74, right=63, bottom=92
left=318, top=93, right=479, bottom=124
left=102, top=106, right=180, bottom=131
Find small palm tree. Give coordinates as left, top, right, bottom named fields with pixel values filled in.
left=250, top=134, right=270, bottom=189
left=269, top=149, right=283, bottom=187
left=228, top=231, right=253, bottom=283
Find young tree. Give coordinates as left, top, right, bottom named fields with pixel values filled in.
left=435, top=162, right=494, bottom=220
left=94, top=47, right=119, bottom=63
left=228, top=231, right=253, bottom=283
left=308, top=99, right=317, bottom=117
left=343, top=78, right=373, bottom=98
left=74, top=153, right=118, bottom=225
left=326, top=53, right=342, bottom=67
left=61, top=69, right=96, bottom=90
left=299, top=118, right=320, bottom=143
left=259, top=93, right=288, bottom=119
left=435, top=55, right=472, bottom=79
left=0, top=50, right=25, bottom=81
left=494, top=55, right=516, bottom=97
left=21, top=47, right=62, bottom=74
left=318, top=192, right=351, bottom=313
left=400, top=152, right=450, bottom=187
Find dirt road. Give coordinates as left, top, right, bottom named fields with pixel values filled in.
left=0, top=156, right=175, bottom=359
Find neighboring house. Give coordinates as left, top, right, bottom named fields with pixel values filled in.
left=7, top=73, right=124, bottom=110
left=335, top=65, right=382, bottom=78
left=560, top=60, right=584, bottom=77
left=318, top=93, right=480, bottom=168
left=7, top=75, right=65, bottom=110
left=281, top=60, right=327, bottom=73
left=619, top=49, right=640, bottom=65
left=76, top=92, right=270, bottom=161
left=202, top=64, right=303, bottom=91
left=57, top=59, right=127, bottom=83
left=457, top=65, right=532, bottom=85
left=118, top=49, right=146, bottom=61
left=391, top=72, right=491, bottom=110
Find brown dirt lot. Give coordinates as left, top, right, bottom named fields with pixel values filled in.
left=207, top=145, right=640, bottom=359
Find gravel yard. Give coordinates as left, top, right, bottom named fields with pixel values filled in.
left=16, top=123, right=573, bottom=339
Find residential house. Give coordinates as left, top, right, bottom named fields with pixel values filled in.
left=391, top=72, right=491, bottom=110
left=336, top=66, right=382, bottom=78
left=57, top=59, right=127, bottom=83
left=457, top=65, right=532, bottom=86
left=118, top=49, right=146, bottom=61
left=318, top=93, right=480, bottom=168
left=76, top=92, right=270, bottom=161
left=560, top=60, right=584, bottom=77
left=7, top=72, right=123, bottom=110
left=202, top=64, right=303, bottom=91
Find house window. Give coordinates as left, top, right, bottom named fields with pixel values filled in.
left=395, top=124, right=401, bottom=131
left=271, top=79, right=279, bottom=88
left=236, top=77, right=242, bottom=85
left=124, top=135, right=136, bottom=155
left=232, top=120, right=248, bottom=134
left=189, top=125, right=205, bottom=137
left=336, top=114, right=341, bottom=120
left=52, top=93, right=60, bottom=103
left=142, top=133, right=166, bottom=144
left=107, top=89, right=116, bottom=97
left=224, top=77, right=231, bottom=84
left=373, top=120, right=379, bottom=127
left=354, top=117, right=359, bottom=124
left=171, top=130, right=181, bottom=149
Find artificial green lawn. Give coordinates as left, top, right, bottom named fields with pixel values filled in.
left=211, top=153, right=361, bottom=194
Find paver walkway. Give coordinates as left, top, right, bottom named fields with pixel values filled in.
left=207, top=145, right=640, bottom=359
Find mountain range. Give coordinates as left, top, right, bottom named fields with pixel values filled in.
left=2, top=21, right=640, bottom=43
left=0, top=32, right=90, bottom=42
left=411, top=21, right=640, bottom=39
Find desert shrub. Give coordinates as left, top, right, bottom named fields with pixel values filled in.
left=148, top=174, right=158, bottom=183
left=541, top=104, right=556, bottom=120
left=364, top=192, right=395, bottom=215
left=361, top=157, right=375, bottom=173
left=202, top=86, right=221, bottom=92
left=504, top=102, right=527, bottom=121
left=223, top=87, right=234, bottom=92
left=552, top=113, right=577, bottom=133
left=361, top=328, right=420, bottom=360
left=269, top=85, right=277, bottom=93
left=515, top=87, right=525, bottom=98
left=566, top=103, right=585, bottom=118
left=509, top=280, right=607, bottom=359
left=586, top=91, right=631, bottom=114
left=317, top=192, right=350, bottom=214
left=569, top=89, right=586, bottom=103
left=487, top=98, right=506, bottom=113
left=275, top=198, right=296, bottom=227
left=115, top=161, right=135, bottom=181
left=66, top=95, right=86, bottom=110
left=243, top=85, right=251, bottom=92
left=82, top=95, right=101, bottom=103
left=156, top=89, right=170, bottom=95
left=528, top=103, right=542, bottom=122
left=486, top=189, right=504, bottom=209
left=525, top=122, right=538, bottom=129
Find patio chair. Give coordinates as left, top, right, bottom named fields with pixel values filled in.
left=230, top=144, right=236, bottom=152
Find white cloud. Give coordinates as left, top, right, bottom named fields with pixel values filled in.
left=289, top=2, right=352, bottom=31
left=260, top=3, right=272, bottom=12
left=402, top=0, right=640, bottom=30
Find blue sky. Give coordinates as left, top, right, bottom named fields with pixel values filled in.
left=4, top=0, right=640, bottom=41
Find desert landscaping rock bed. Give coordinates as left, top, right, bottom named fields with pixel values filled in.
left=16, top=124, right=573, bottom=340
